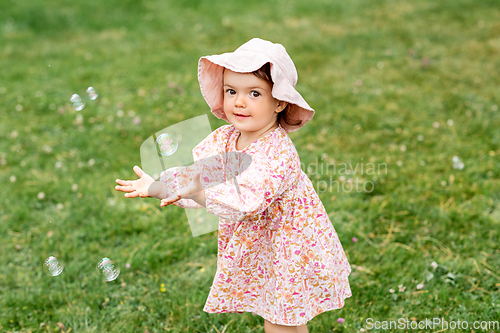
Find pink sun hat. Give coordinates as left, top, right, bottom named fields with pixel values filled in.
left=197, top=38, right=315, bottom=132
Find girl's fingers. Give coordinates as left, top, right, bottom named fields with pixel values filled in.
left=160, top=199, right=175, bottom=206
left=161, top=191, right=181, bottom=206
left=133, top=165, right=144, bottom=178
left=125, top=191, right=139, bottom=198
left=116, top=179, right=134, bottom=186
left=115, top=185, right=134, bottom=192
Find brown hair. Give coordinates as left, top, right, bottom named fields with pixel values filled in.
left=252, top=63, right=302, bottom=128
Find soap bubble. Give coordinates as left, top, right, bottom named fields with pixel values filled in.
left=156, top=133, right=178, bottom=156
left=97, top=257, right=120, bottom=282
left=44, top=256, right=64, bottom=276
left=70, top=94, right=85, bottom=111
left=86, top=87, right=98, bottom=100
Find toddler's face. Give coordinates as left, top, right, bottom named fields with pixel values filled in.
left=223, top=69, right=285, bottom=135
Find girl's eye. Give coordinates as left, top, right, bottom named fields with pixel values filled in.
left=226, top=89, right=235, bottom=95
left=251, top=91, right=260, bottom=97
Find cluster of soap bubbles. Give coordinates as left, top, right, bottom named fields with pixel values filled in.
left=156, top=133, right=178, bottom=156
left=70, top=87, right=98, bottom=111
left=50, top=88, right=181, bottom=280
left=44, top=256, right=120, bottom=281
left=452, top=156, right=465, bottom=170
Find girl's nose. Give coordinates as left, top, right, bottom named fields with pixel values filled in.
left=235, top=94, right=246, bottom=108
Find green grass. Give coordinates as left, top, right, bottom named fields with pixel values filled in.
left=1, top=0, right=499, bottom=332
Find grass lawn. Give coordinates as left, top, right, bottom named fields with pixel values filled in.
left=1, top=0, right=499, bottom=332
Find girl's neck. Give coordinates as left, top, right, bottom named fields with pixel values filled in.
left=236, top=122, right=279, bottom=151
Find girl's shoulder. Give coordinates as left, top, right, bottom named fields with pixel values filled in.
left=256, top=126, right=301, bottom=169
left=267, top=125, right=299, bottom=156
left=192, top=124, right=235, bottom=159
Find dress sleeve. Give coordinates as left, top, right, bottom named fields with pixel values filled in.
left=159, top=164, right=204, bottom=209
left=204, top=142, right=300, bottom=222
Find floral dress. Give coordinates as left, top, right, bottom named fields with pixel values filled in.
left=160, top=124, right=352, bottom=326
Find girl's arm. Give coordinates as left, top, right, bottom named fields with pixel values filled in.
left=201, top=148, right=299, bottom=222
left=160, top=181, right=206, bottom=207
left=115, top=164, right=206, bottom=208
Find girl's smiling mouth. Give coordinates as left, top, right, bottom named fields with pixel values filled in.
left=235, top=113, right=250, bottom=119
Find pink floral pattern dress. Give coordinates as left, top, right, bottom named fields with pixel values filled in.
left=160, top=124, right=352, bottom=326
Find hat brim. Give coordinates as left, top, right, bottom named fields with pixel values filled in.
left=198, top=51, right=314, bottom=132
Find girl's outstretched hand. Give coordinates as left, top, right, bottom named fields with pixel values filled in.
left=115, top=165, right=154, bottom=198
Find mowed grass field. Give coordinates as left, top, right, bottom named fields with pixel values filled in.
left=1, top=0, right=499, bottom=332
